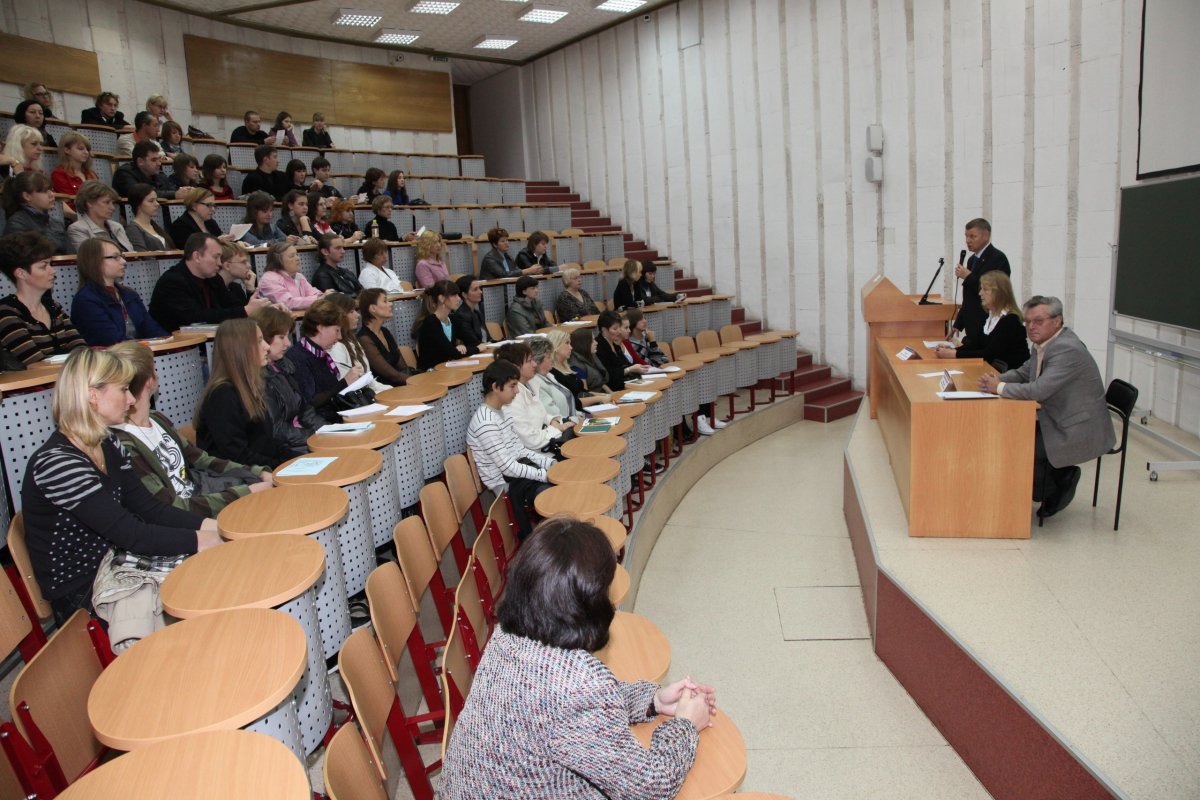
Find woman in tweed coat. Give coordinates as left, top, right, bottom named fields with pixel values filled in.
left=439, top=517, right=718, bottom=799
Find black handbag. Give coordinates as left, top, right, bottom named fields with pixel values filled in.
left=329, top=387, right=376, bottom=413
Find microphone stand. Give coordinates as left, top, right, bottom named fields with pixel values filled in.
left=918, top=257, right=944, bottom=305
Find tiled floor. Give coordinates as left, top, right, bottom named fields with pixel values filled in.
left=635, top=417, right=992, bottom=798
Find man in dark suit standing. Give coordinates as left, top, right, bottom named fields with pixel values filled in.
left=979, top=296, right=1115, bottom=518
left=954, top=218, right=1010, bottom=342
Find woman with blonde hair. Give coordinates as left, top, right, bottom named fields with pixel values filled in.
left=611, top=258, right=642, bottom=311
left=547, top=328, right=611, bottom=410
left=196, top=318, right=294, bottom=467
left=0, top=124, right=44, bottom=176
left=413, top=229, right=449, bottom=288
left=934, top=270, right=1029, bottom=370
left=168, top=186, right=226, bottom=245
left=22, top=348, right=219, bottom=623
left=66, top=180, right=133, bottom=252
left=50, top=132, right=97, bottom=206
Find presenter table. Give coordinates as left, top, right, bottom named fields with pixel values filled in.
left=873, top=337, right=1036, bottom=538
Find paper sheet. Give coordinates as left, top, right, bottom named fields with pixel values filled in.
left=387, top=404, right=433, bottom=416
left=917, top=370, right=963, bottom=378
left=619, top=391, right=655, bottom=402
left=229, top=223, right=252, bottom=241
left=444, top=360, right=480, bottom=367
left=936, top=391, right=999, bottom=400
left=585, top=403, right=619, bottom=413
left=340, top=371, right=376, bottom=395
left=317, top=422, right=374, bottom=433
left=276, top=457, right=337, bottom=477
left=339, top=403, right=388, bottom=417
left=923, top=340, right=956, bottom=349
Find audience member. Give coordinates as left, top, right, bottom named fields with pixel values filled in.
left=464, top=360, right=555, bottom=539
left=531, top=334, right=582, bottom=423
left=149, top=232, right=270, bottom=332
left=169, top=187, right=225, bottom=245
left=50, top=132, right=98, bottom=210
left=365, top=194, right=401, bottom=241
left=356, top=287, right=411, bottom=386
left=284, top=159, right=309, bottom=192
left=200, top=154, right=234, bottom=200
left=302, top=113, right=333, bottom=149
left=324, top=291, right=389, bottom=392
left=357, top=237, right=404, bottom=293
left=413, top=230, right=449, bottom=288
left=568, top=327, right=611, bottom=394
left=1, top=172, right=70, bottom=254
left=66, top=181, right=133, bottom=252
left=310, top=157, right=342, bottom=199
left=117, top=111, right=166, bottom=158
left=240, top=190, right=290, bottom=246
left=307, top=192, right=335, bottom=236
left=229, top=110, right=268, bottom=145
left=71, top=238, right=165, bottom=345
left=167, top=153, right=201, bottom=192
left=414, top=279, right=468, bottom=370
left=258, top=241, right=325, bottom=309
left=953, top=217, right=1011, bottom=343
left=22, top=348, right=216, bottom=624
left=935, top=271, right=1029, bottom=370
left=14, top=99, right=56, bottom=148
left=253, top=306, right=324, bottom=454
left=159, top=121, right=185, bottom=155
left=145, top=95, right=174, bottom=125
left=267, top=111, right=299, bottom=147
left=385, top=169, right=409, bottom=206
left=637, top=261, right=683, bottom=304
left=216, top=240, right=260, bottom=306
left=0, top=232, right=86, bottom=363
left=79, top=91, right=129, bottom=129
left=286, top=299, right=366, bottom=423
left=612, top=259, right=644, bottom=311
left=439, top=516, right=711, bottom=796
left=328, top=198, right=363, bottom=241
left=479, top=227, right=526, bottom=279
left=0, top=125, right=44, bottom=176
left=514, top=231, right=558, bottom=274
left=357, top=167, right=386, bottom=202
left=594, top=310, right=648, bottom=392
left=112, top=140, right=176, bottom=198
left=277, top=190, right=316, bottom=242
left=548, top=329, right=612, bottom=409
left=240, top=145, right=289, bottom=200
left=506, top=275, right=548, bottom=337
left=110, top=340, right=272, bottom=516
left=123, top=184, right=173, bottom=251
left=555, top=266, right=599, bottom=322
left=623, top=308, right=667, bottom=366
left=312, top=233, right=362, bottom=294
left=452, top=274, right=490, bottom=350
left=495, top=341, right=574, bottom=451
left=24, top=83, right=58, bottom=120
left=979, top=295, right=1115, bottom=518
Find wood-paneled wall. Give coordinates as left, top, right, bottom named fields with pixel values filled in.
left=0, top=33, right=100, bottom=98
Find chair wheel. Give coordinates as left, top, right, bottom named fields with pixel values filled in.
left=1141, top=416, right=1149, bottom=425
left=1150, top=471, right=1158, bottom=481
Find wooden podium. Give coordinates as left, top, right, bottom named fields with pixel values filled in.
left=861, top=274, right=957, bottom=417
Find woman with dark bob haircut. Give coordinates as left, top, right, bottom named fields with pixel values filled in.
left=439, top=517, right=718, bottom=798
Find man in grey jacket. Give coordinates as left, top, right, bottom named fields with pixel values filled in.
left=979, top=295, right=1115, bottom=518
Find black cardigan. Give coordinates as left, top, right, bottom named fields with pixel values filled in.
left=416, top=313, right=465, bottom=371
left=168, top=212, right=222, bottom=250
left=312, top=263, right=362, bottom=295
left=612, top=279, right=640, bottom=311
left=594, top=335, right=630, bottom=391
left=451, top=301, right=488, bottom=351
left=284, top=341, right=347, bottom=423
left=197, top=382, right=290, bottom=468
left=955, top=313, right=1030, bottom=371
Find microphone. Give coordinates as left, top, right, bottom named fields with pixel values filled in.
left=958, top=249, right=967, bottom=267
left=918, top=257, right=945, bottom=305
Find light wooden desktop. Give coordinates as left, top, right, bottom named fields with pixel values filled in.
left=872, top=337, right=1036, bottom=538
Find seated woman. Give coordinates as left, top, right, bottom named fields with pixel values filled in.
left=324, top=292, right=390, bottom=392
left=50, top=132, right=97, bottom=208
left=413, top=279, right=468, bottom=371
left=200, top=154, right=234, bottom=201
left=413, top=230, right=449, bottom=288
left=307, top=191, right=335, bottom=236
left=385, top=169, right=409, bottom=206
left=159, top=120, right=185, bottom=155
left=545, top=329, right=612, bottom=412
left=14, top=99, right=56, bottom=148
left=110, top=341, right=272, bottom=516
left=357, top=237, right=405, bottom=293
left=168, top=187, right=226, bottom=245
left=276, top=190, right=316, bottom=243
left=285, top=160, right=310, bottom=193
left=555, top=266, right=600, bottom=322
left=594, top=310, right=647, bottom=392
left=623, top=308, right=667, bottom=366
left=253, top=306, right=326, bottom=455
left=328, top=198, right=364, bottom=242
left=167, top=153, right=201, bottom=192
left=611, top=259, right=643, bottom=311
left=196, top=318, right=296, bottom=468
left=285, top=299, right=366, bottom=423
left=258, top=241, right=325, bottom=309
left=240, top=190, right=291, bottom=246
left=364, top=195, right=401, bottom=242
left=527, top=335, right=583, bottom=425
left=22, top=348, right=219, bottom=624
left=122, top=182, right=174, bottom=252
left=267, top=111, right=299, bottom=148
left=440, top=516, right=713, bottom=798
left=356, top=167, right=386, bottom=202
left=935, top=271, right=1030, bottom=371
left=80, top=91, right=129, bottom=129
left=494, top=342, right=574, bottom=452
left=506, top=275, right=547, bottom=337
left=66, top=181, right=133, bottom=253
left=71, top=238, right=166, bottom=346
left=452, top=275, right=489, bottom=350
left=514, top=230, right=557, bottom=274
left=1, top=172, right=70, bottom=254
left=567, top=326, right=611, bottom=394
left=0, top=125, right=44, bottom=177
left=0, top=231, right=86, bottom=364
left=357, top=288, right=411, bottom=387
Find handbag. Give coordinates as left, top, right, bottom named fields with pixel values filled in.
left=329, top=386, right=376, bottom=413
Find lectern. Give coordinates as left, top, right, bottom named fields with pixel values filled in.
left=861, top=274, right=957, bottom=417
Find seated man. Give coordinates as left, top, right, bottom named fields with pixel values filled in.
left=979, top=295, right=1114, bottom=518
left=309, top=157, right=343, bottom=199
left=466, top=360, right=555, bottom=539
left=79, top=91, right=129, bottom=129
left=149, top=232, right=270, bottom=332
left=117, top=111, right=167, bottom=159
left=230, top=110, right=268, bottom=145
left=302, top=113, right=334, bottom=149
left=112, top=140, right=179, bottom=198
left=239, top=145, right=289, bottom=200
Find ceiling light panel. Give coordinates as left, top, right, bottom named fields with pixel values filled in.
left=519, top=5, right=568, bottom=23
left=594, top=0, right=646, bottom=12
left=409, top=0, right=459, bottom=14
left=474, top=35, right=519, bottom=49
left=332, top=8, right=382, bottom=26
left=375, top=28, right=421, bottom=44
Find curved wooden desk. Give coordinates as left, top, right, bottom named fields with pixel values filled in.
left=588, top=514, right=629, bottom=553
left=88, top=608, right=306, bottom=751
left=218, top=484, right=348, bottom=539
left=561, top=434, right=626, bottom=460
left=632, top=712, right=747, bottom=800
left=579, top=415, right=634, bottom=437
left=594, top=611, right=671, bottom=683
left=409, top=368, right=473, bottom=388
left=534, top=482, right=617, bottom=520
left=306, top=420, right=402, bottom=451
left=274, top=448, right=382, bottom=488
left=548, top=456, right=621, bottom=485
left=609, top=563, right=631, bottom=605
left=592, top=401, right=646, bottom=419
left=58, top=730, right=311, bottom=800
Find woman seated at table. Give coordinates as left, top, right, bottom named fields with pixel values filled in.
left=935, top=271, right=1030, bottom=371
left=357, top=237, right=405, bottom=293
left=494, top=341, right=574, bottom=452
left=413, top=229, right=449, bottom=288
left=284, top=159, right=309, bottom=193
left=276, top=190, right=316, bottom=243
left=1, top=171, right=70, bottom=254
left=122, top=182, right=174, bottom=252
left=252, top=306, right=326, bottom=455
left=527, top=335, right=583, bottom=425
left=0, top=125, right=44, bottom=177
left=196, top=318, right=297, bottom=468
left=307, top=191, right=335, bottom=237
left=357, top=287, right=411, bottom=387
left=70, top=238, right=166, bottom=346
left=50, top=132, right=97, bottom=211
left=267, top=112, right=299, bottom=147
left=365, top=194, right=401, bottom=242
left=567, top=326, right=612, bottom=394
left=555, top=266, right=599, bottom=322
left=440, top=516, right=714, bottom=798
left=413, top=279, right=470, bottom=371
left=0, top=231, right=86, bottom=364
left=159, top=120, right=184, bottom=155
left=324, top=291, right=391, bottom=392
left=167, top=153, right=201, bottom=192
left=286, top=298, right=367, bottom=423
left=66, top=181, right=133, bottom=253
left=611, top=259, right=644, bottom=311
left=79, top=91, right=129, bottom=129
left=546, top=329, right=612, bottom=412
left=452, top=275, right=489, bottom=351
left=357, top=167, right=386, bottom=202
left=22, top=348, right=220, bottom=624
left=328, top=198, right=364, bottom=242
left=385, top=169, right=409, bottom=206
left=200, top=154, right=234, bottom=201
left=240, top=190, right=292, bottom=246
left=594, top=310, right=647, bottom=391
left=258, top=241, right=326, bottom=310
left=623, top=308, right=667, bottom=367
left=168, top=187, right=227, bottom=245
left=110, top=341, right=273, bottom=516
left=506, top=275, right=548, bottom=338
left=14, top=99, right=56, bottom=148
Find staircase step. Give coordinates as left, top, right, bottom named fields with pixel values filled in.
left=679, top=287, right=711, bottom=298
left=624, top=249, right=658, bottom=262
left=801, top=376, right=852, bottom=402
left=568, top=201, right=590, bottom=211
left=790, top=365, right=833, bottom=388
left=737, top=320, right=761, bottom=336
left=795, top=351, right=813, bottom=369
left=731, top=307, right=745, bottom=324
left=577, top=224, right=623, bottom=234
left=525, top=181, right=561, bottom=189
left=803, top=390, right=864, bottom=423
left=531, top=193, right=579, bottom=203
left=674, top=277, right=699, bottom=291
left=573, top=209, right=600, bottom=219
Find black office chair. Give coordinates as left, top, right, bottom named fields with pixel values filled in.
left=1092, top=379, right=1138, bottom=531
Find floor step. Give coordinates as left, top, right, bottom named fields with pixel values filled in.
left=801, top=376, right=852, bottom=403
left=679, top=287, right=712, bottom=298
left=731, top=307, right=745, bottom=324
left=532, top=193, right=579, bottom=204
left=795, top=352, right=813, bottom=369
left=791, top=364, right=833, bottom=387
left=737, top=320, right=761, bottom=335
left=674, top=277, right=698, bottom=291
left=525, top=181, right=561, bottom=189
left=803, top=390, right=864, bottom=423
left=624, top=249, right=658, bottom=262
left=576, top=224, right=622, bottom=234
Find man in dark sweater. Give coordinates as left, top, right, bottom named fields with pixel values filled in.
left=310, top=157, right=343, bottom=199
left=229, top=110, right=268, bottom=145
left=240, top=145, right=290, bottom=200
left=112, top=140, right=181, bottom=198
left=149, top=233, right=270, bottom=332
left=953, top=217, right=1011, bottom=343
left=302, top=113, right=334, bottom=148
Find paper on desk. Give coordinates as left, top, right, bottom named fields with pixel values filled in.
left=229, top=223, right=252, bottom=241
left=340, top=372, right=375, bottom=395
left=619, top=391, right=655, bottom=402
left=276, top=456, right=337, bottom=477
left=516, top=333, right=547, bottom=339
left=586, top=403, right=619, bottom=413
left=317, top=422, right=373, bottom=433
left=660, top=365, right=682, bottom=372
left=444, top=360, right=480, bottom=367
left=917, top=370, right=963, bottom=378
left=387, top=404, right=433, bottom=416
left=936, top=391, right=999, bottom=400
left=923, top=340, right=955, bottom=349
left=562, top=320, right=591, bottom=326
left=340, top=403, right=388, bottom=417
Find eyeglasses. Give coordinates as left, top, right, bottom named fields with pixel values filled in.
left=102, top=254, right=127, bottom=262
left=1025, top=315, right=1061, bottom=326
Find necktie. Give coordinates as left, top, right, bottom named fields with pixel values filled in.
left=968, top=254, right=980, bottom=271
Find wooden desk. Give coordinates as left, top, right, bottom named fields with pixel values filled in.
left=861, top=274, right=957, bottom=412
left=873, top=337, right=1036, bottom=538
left=58, top=730, right=311, bottom=799
left=548, top=456, right=621, bottom=485
left=561, top=433, right=626, bottom=460
left=579, top=415, right=633, bottom=437
left=609, top=563, right=631, bottom=605
left=632, top=713, right=747, bottom=800
left=88, top=608, right=307, bottom=752
left=306, top=420, right=401, bottom=451
left=588, top=514, right=629, bottom=552
left=594, top=611, right=671, bottom=683
left=534, top=483, right=617, bottom=520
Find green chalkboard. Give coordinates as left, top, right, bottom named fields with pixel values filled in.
left=1114, top=176, right=1200, bottom=331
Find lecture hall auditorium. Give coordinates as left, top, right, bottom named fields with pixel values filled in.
left=1, top=0, right=1198, bottom=798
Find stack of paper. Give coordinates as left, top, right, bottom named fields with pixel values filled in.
left=619, top=391, right=656, bottom=402
left=276, top=457, right=337, bottom=477
left=318, top=422, right=374, bottom=433
left=340, top=403, right=388, bottom=417
left=387, top=404, right=433, bottom=416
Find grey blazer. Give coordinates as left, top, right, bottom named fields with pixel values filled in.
left=999, top=327, right=1115, bottom=468
left=506, top=298, right=546, bottom=337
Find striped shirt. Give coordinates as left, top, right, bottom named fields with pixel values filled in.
left=466, top=403, right=553, bottom=495
left=0, top=293, right=86, bottom=365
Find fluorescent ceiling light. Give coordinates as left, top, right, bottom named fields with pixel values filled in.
left=375, top=28, right=421, bottom=44
left=519, top=5, right=568, bottom=23
left=594, top=0, right=646, bottom=11
left=331, top=8, right=382, bottom=26
left=474, top=35, right=519, bottom=50
left=409, top=0, right=459, bottom=14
